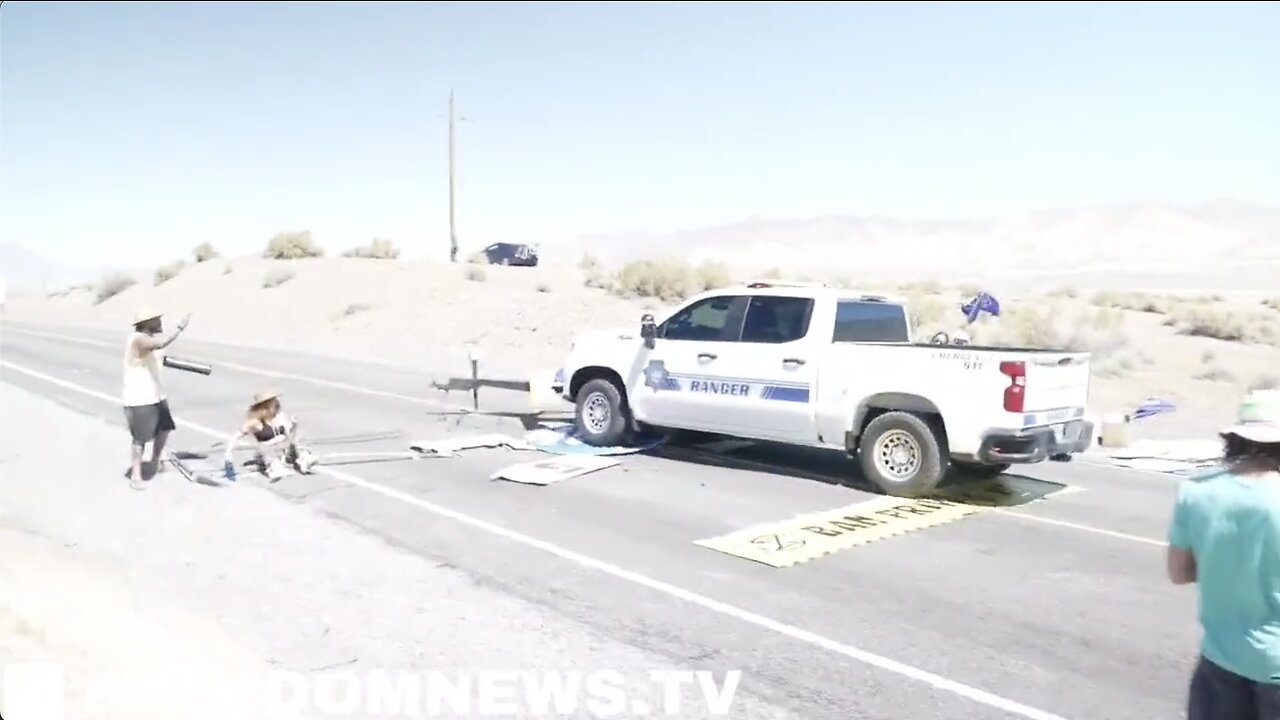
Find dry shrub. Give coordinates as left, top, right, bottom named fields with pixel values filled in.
left=1163, top=305, right=1278, bottom=345
left=900, top=280, right=943, bottom=296
left=969, top=304, right=1130, bottom=360
left=466, top=266, right=487, bottom=282
left=1091, top=290, right=1174, bottom=314
left=154, top=260, right=185, bottom=286
left=192, top=242, right=218, bottom=263
left=1047, top=287, right=1079, bottom=300
left=583, top=269, right=610, bottom=289
left=343, top=238, right=400, bottom=259
left=1195, top=366, right=1237, bottom=383
left=609, top=259, right=732, bottom=302
left=263, top=267, right=295, bottom=288
left=1250, top=374, right=1280, bottom=391
left=578, top=253, right=599, bottom=270
left=907, top=295, right=951, bottom=336
left=95, top=273, right=136, bottom=304
left=536, top=283, right=551, bottom=293
left=1263, top=297, right=1280, bottom=312
left=263, top=231, right=323, bottom=259
left=341, top=302, right=371, bottom=316
left=956, top=283, right=984, bottom=298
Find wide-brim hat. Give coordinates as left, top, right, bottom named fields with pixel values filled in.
left=250, top=389, right=281, bottom=407
left=1219, top=389, right=1280, bottom=444
left=133, top=306, right=162, bottom=325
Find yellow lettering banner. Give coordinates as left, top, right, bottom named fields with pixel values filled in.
left=694, top=476, right=1068, bottom=568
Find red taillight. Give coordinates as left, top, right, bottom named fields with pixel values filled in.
left=1000, top=360, right=1026, bottom=413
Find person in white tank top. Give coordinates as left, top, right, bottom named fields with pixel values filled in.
left=122, top=306, right=191, bottom=489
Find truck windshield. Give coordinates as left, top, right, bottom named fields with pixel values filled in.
left=832, top=301, right=911, bottom=343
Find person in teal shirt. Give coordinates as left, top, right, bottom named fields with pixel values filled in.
left=1168, top=389, right=1280, bottom=719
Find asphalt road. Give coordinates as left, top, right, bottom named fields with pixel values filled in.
left=0, top=322, right=1198, bottom=720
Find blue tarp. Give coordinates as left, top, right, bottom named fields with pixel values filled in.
left=960, top=291, right=1002, bottom=324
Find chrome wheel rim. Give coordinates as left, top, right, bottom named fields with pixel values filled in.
left=582, top=392, right=611, bottom=435
left=874, top=429, right=921, bottom=480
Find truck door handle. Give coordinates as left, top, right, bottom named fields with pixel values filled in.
left=783, top=358, right=806, bottom=366
left=698, top=353, right=718, bottom=361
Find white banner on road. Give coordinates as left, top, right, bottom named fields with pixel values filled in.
left=491, top=455, right=621, bottom=486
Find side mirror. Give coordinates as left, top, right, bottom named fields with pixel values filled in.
left=640, top=314, right=657, bottom=349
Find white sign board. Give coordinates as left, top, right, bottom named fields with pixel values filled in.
left=491, top=455, right=621, bottom=486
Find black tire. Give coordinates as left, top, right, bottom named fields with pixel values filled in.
left=952, top=460, right=1011, bottom=479
left=857, top=411, right=947, bottom=497
left=574, top=378, right=630, bottom=447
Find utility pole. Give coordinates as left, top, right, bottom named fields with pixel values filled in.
left=448, top=90, right=458, bottom=263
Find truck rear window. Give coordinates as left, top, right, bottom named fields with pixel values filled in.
left=832, top=301, right=911, bottom=343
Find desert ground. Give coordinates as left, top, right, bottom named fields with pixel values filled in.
left=7, top=231, right=1280, bottom=440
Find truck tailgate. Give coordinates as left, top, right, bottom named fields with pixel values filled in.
left=1022, top=353, right=1091, bottom=416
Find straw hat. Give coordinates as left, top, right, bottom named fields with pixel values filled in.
left=133, top=306, right=162, bottom=325
left=1220, top=389, right=1280, bottom=444
left=251, top=389, right=281, bottom=407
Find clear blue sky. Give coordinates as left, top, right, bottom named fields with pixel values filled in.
left=2, top=1, right=1277, bottom=266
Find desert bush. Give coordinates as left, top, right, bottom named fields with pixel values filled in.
left=1090, top=290, right=1173, bottom=314
left=1195, top=366, right=1237, bottom=383
left=192, top=242, right=218, bottom=263
left=583, top=268, right=610, bottom=289
left=900, top=280, right=943, bottom=296
left=1164, top=306, right=1250, bottom=342
left=1250, top=374, right=1280, bottom=391
left=956, top=283, right=984, bottom=298
left=1047, top=287, right=1079, bottom=300
left=263, top=231, right=323, bottom=259
left=536, top=283, right=551, bottom=293
left=223, top=263, right=234, bottom=275
left=1263, top=296, right=1280, bottom=312
left=465, top=266, right=487, bottom=282
left=608, top=259, right=732, bottom=303
left=906, top=295, right=950, bottom=335
left=578, top=253, right=599, bottom=270
left=341, top=302, right=371, bottom=316
left=343, top=238, right=400, bottom=260
left=95, top=273, right=136, bottom=304
left=154, top=260, right=185, bottom=286
left=263, top=267, right=295, bottom=288
left=969, top=304, right=1129, bottom=359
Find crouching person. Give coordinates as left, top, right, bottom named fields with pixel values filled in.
left=222, top=389, right=318, bottom=481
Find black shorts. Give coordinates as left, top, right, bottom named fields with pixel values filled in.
left=1189, top=655, right=1280, bottom=720
left=123, top=400, right=176, bottom=445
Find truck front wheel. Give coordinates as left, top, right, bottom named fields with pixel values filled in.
left=574, top=378, right=630, bottom=447
left=857, top=411, right=947, bottom=497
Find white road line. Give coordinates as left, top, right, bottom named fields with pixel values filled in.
left=0, top=358, right=1074, bottom=720
left=6, top=326, right=1164, bottom=549
left=991, top=510, right=1167, bottom=547
left=4, top=326, right=469, bottom=412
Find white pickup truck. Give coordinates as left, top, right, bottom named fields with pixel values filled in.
left=553, top=282, right=1094, bottom=497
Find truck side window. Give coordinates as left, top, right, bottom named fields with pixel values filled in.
left=740, top=296, right=814, bottom=344
left=832, top=301, right=911, bottom=343
left=660, top=296, right=746, bottom=342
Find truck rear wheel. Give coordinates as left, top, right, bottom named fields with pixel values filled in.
left=574, top=378, right=630, bottom=447
left=858, top=411, right=947, bottom=497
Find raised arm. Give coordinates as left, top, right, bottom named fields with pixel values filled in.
left=134, top=314, right=191, bottom=353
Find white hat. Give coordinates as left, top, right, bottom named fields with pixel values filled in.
left=1220, top=389, right=1280, bottom=444
left=133, top=306, right=162, bottom=325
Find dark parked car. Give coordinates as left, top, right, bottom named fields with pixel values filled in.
left=481, top=243, right=539, bottom=267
